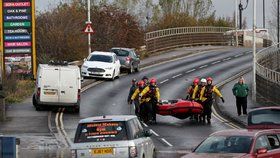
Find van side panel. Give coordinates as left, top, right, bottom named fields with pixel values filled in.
left=59, top=67, right=79, bottom=103
left=40, top=67, right=60, bottom=103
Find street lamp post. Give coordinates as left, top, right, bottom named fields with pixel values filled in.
left=235, top=0, right=239, bottom=47
left=263, top=0, right=265, bottom=28
left=87, top=0, right=92, bottom=55
left=277, top=0, right=280, bottom=48
left=252, top=0, right=257, bottom=101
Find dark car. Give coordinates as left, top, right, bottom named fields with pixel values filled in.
left=110, top=47, right=140, bottom=73
left=182, top=129, right=280, bottom=158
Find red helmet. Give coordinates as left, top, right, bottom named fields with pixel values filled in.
left=138, top=80, right=145, bottom=87
left=193, top=78, right=200, bottom=84
left=150, top=78, right=157, bottom=84
left=207, top=77, right=213, bottom=82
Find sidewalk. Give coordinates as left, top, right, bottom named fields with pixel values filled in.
left=217, top=71, right=261, bottom=126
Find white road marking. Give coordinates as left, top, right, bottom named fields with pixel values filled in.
left=199, top=65, right=208, bottom=69
left=223, top=57, right=231, bottom=61
left=161, top=138, right=173, bottom=147
left=151, top=129, right=159, bottom=137
left=160, top=79, right=169, bottom=84
left=172, top=74, right=182, bottom=79
left=234, top=54, right=243, bottom=58
left=211, top=61, right=221, bottom=65
left=186, top=69, right=196, bottom=73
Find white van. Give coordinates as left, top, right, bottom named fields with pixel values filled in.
left=33, top=62, right=81, bottom=112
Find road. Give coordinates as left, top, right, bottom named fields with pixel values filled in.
left=59, top=47, right=252, bottom=157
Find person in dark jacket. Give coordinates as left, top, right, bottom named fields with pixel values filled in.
left=127, top=79, right=137, bottom=103
left=232, top=77, right=249, bottom=116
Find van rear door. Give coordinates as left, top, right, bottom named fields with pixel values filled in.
left=59, top=67, right=78, bottom=103
left=40, top=67, right=60, bottom=103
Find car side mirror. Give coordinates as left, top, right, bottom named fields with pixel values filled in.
left=257, top=148, right=268, bottom=155
left=143, top=129, right=152, bottom=137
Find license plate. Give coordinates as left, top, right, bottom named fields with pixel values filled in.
left=44, top=91, right=56, bottom=95
left=91, top=148, right=113, bottom=155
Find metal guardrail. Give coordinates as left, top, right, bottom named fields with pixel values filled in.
left=145, top=26, right=235, bottom=53
left=145, top=27, right=234, bottom=41
left=256, top=45, right=280, bottom=84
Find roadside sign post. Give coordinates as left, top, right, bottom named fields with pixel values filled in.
left=0, top=68, right=5, bottom=121
left=87, top=0, right=91, bottom=55
left=1, top=0, right=37, bottom=78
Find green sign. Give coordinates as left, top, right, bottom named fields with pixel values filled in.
left=4, top=22, right=31, bottom=27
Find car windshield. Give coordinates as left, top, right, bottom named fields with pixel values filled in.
left=111, top=49, right=129, bottom=57
left=249, top=109, right=280, bottom=125
left=89, top=55, right=113, bottom=63
left=74, top=121, right=128, bottom=143
left=194, top=136, right=253, bottom=154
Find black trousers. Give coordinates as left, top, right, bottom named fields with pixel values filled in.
left=202, top=99, right=213, bottom=120
left=236, top=97, right=247, bottom=115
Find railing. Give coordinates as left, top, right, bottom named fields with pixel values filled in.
left=145, top=27, right=234, bottom=41
left=145, top=26, right=234, bottom=53
left=256, top=44, right=280, bottom=104
left=256, top=45, right=280, bottom=84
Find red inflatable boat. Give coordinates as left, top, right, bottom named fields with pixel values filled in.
left=156, top=99, right=203, bottom=119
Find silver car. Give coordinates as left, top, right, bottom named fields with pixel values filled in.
left=110, top=48, right=140, bottom=74
left=71, top=115, right=156, bottom=158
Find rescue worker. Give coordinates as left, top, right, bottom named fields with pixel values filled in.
left=200, top=77, right=225, bottom=124
left=186, top=78, right=200, bottom=100
left=192, top=78, right=205, bottom=102
left=127, top=79, right=137, bottom=103
left=194, top=78, right=207, bottom=122
left=142, top=76, right=149, bottom=87
left=139, top=78, right=160, bottom=123
left=186, top=78, right=200, bottom=120
left=130, top=80, right=146, bottom=118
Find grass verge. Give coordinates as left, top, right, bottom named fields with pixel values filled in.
left=4, top=77, right=35, bottom=104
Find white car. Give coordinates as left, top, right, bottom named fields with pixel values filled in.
left=81, top=51, right=121, bottom=80
left=71, top=115, right=156, bottom=158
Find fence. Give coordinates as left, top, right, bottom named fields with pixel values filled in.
left=145, top=27, right=235, bottom=53
left=256, top=44, right=280, bottom=104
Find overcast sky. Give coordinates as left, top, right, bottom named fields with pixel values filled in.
left=36, top=0, right=275, bottom=28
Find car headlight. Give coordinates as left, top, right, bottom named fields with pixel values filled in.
left=105, top=67, right=113, bottom=70
left=82, top=65, right=88, bottom=69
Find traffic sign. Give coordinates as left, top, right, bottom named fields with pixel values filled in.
left=83, top=24, right=95, bottom=34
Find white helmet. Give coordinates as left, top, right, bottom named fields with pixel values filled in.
left=201, top=78, right=207, bottom=83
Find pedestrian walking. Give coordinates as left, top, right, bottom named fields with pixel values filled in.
left=232, top=76, right=249, bottom=116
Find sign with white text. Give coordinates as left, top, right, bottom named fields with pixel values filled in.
left=1, top=0, right=36, bottom=77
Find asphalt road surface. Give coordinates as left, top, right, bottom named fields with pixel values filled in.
left=60, top=47, right=252, bottom=157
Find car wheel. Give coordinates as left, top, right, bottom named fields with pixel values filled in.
left=111, top=70, right=115, bottom=81
left=134, top=64, right=140, bottom=72
left=128, top=64, right=133, bottom=74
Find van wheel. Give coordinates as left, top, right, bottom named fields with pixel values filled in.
left=33, top=95, right=43, bottom=111
left=73, top=105, right=80, bottom=113
left=152, top=149, right=156, bottom=158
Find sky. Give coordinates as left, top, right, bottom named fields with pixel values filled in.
left=36, top=0, right=275, bottom=28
